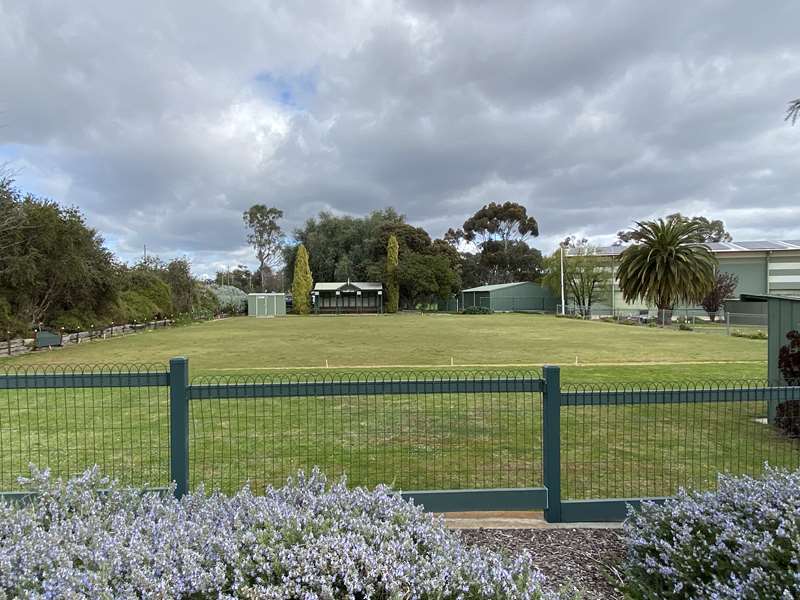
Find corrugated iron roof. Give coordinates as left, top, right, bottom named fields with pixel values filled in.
left=462, top=282, right=534, bottom=292
left=568, top=240, right=800, bottom=257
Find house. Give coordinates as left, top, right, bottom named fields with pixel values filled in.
left=312, top=280, right=384, bottom=314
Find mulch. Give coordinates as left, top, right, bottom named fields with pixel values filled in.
left=458, top=527, right=627, bottom=599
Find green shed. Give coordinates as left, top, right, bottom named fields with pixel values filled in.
left=461, top=282, right=557, bottom=312
left=740, top=293, right=800, bottom=422
left=247, top=293, right=287, bottom=317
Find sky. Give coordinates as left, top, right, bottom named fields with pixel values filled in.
left=1, top=1, right=799, bottom=278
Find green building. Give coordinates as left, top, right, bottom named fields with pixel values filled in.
left=461, top=281, right=557, bottom=312
left=567, top=240, right=800, bottom=313
left=247, top=293, right=287, bottom=317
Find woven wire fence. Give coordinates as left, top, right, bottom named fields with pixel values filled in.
left=561, top=380, right=800, bottom=500
left=0, top=363, right=170, bottom=491
left=188, top=370, right=544, bottom=494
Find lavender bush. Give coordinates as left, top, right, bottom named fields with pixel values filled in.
left=622, top=466, right=800, bottom=599
left=0, top=467, right=569, bottom=599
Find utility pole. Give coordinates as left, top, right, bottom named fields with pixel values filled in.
left=560, top=244, right=566, bottom=315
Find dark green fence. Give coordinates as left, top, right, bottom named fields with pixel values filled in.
left=1, top=358, right=799, bottom=521
left=0, top=364, right=170, bottom=495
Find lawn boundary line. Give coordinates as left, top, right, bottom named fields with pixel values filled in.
left=207, top=359, right=767, bottom=372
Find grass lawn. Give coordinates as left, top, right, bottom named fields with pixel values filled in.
left=3, top=313, right=768, bottom=382
left=3, top=313, right=792, bottom=500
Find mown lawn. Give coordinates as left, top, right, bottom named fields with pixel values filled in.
left=2, top=313, right=768, bottom=382
left=2, top=313, right=790, bottom=501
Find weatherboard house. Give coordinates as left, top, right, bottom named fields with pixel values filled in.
left=312, top=280, right=383, bottom=314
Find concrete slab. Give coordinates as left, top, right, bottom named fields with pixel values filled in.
left=439, top=510, right=622, bottom=529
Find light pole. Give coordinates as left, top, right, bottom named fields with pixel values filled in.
left=560, top=244, right=566, bottom=316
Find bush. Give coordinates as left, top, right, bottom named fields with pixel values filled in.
left=207, top=284, right=246, bottom=313
left=731, top=329, right=767, bottom=340
left=775, top=400, right=800, bottom=438
left=462, top=305, right=493, bottom=314
left=678, top=322, right=693, bottom=331
left=0, top=467, right=567, bottom=599
left=622, top=466, right=800, bottom=599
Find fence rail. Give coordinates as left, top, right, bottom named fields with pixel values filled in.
left=1, top=359, right=799, bottom=522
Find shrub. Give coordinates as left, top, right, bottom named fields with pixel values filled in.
left=779, top=330, right=800, bottom=385
left=731, top=329, right=767, bottom=340
left=462, top=305, right=493, bottom=314
left=0, top=467, right=566, bottom=599
left=207, top=284, right=246, bottom=313
left=622, top=466, right=800, bottom=599
left=775, top=400, right=800, bottom=438
left=677, top=322, right=693, bottom=331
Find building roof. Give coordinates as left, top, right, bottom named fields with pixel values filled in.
left=740, top=293, right=800, bottom=302
left=462, top=281, right=535, bottom=293
left=313, top=281, right=383, bottom=292
left=247, top=292, right=285, bottom=296
left=569, top=240, right=800, bottom=257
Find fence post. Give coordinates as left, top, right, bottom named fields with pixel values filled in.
left=169, top=356, right=190, bottom=499
left=542, top=365, right=562, bottom=523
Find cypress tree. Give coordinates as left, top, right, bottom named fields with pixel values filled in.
left=386, top=234, right=399, bottom=313
left=292, top=244, right=313, bottom=315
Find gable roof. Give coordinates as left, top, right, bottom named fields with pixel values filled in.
left=462, top=281, right=536, bottom=293
left=313, top=281, right=383, bottom=292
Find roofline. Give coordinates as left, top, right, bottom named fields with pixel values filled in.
left=461, top=282, right=533, bottom=292
left=740, top=293, right=800, bottom=302
left=572, top=241, right=800, bottom=258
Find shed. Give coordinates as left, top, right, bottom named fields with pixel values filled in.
left=247, top=293, right=286, bottom=317
left=461, top=282, right=557, bottom=312
left=740, top=293, right=800, bottom=422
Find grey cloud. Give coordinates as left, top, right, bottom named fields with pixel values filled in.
left=1, top=0, right=799, bottom=276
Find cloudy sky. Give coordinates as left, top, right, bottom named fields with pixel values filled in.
left=1, top=1, right=799, bottom=277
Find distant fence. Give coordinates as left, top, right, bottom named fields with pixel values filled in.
left=1, top=359, right=798, bottom=521
left=556, top=306, right=768, bottom=336
left=4, top=320, right=174, bottom=357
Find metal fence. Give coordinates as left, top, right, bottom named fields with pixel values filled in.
left=1, top=358, right=799, bottom=521
left=556, top=306, right=768, bottom=336
left=187, top=370, right=544, bottom=495
left=0, top=364, right=170, bottom=492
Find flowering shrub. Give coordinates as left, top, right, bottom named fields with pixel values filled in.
left=621, top=466, right=800, bottom=599
left=0, top=467, right=567, bottom=599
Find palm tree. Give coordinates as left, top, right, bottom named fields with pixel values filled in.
left=617, top=217, right=717, bottom=324
left=787, top=98, right=800, bottom=125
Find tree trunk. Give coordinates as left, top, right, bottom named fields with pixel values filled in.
left=658, top=306, right=673, bottom=326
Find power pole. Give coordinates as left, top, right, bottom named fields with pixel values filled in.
left=560, top=244, right=566, bottom=315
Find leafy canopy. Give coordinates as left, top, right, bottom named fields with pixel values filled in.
left=243, top=205, right=284, bottom=290
left=617, top=217, right=717, bottom=310
left=618, top=213, right=731, bottom=243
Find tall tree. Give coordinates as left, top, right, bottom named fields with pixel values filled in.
left=543, top=240, right=610, bottom=316
left=618, top=214, right=731, bottom=243
left=291, top=244, right=313, bottom=315
left=386, top=234, right=399, bottom=313
left=617, top=217, right=717, bottom=324
left=243, top=205, right=284, bottom=290
left=164, top=258, right=195, bottom=314
left=461, top=202, right=540, bottom=284
left=0, top=195, right=118, bottom=326
left=701, top=271, right=738, bottom=321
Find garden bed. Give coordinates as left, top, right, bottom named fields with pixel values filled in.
left=460, top=528, right=626, bottom=599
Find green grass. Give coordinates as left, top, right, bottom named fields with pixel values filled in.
left=3, top=313, right=768, bottom=382
left=2, top=313, right=792, bottom=501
